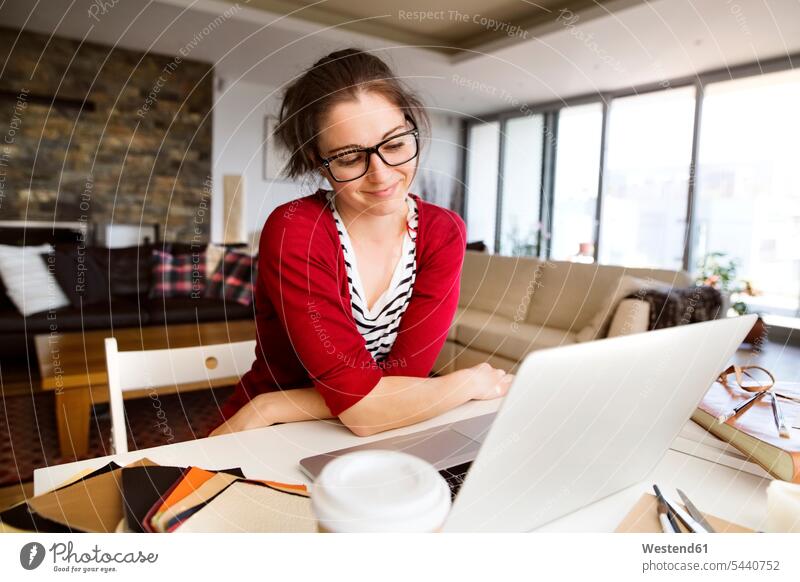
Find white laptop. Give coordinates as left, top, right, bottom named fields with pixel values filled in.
left=299, top=314, right=756, bottom=531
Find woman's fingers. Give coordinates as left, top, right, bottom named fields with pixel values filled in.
left=495, top=373, right=514, bottom=396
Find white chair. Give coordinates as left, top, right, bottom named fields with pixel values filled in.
left=104, top=337, right=257, bottom=454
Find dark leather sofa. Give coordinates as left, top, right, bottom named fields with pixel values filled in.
left=0, top=242, right=253, bottom=359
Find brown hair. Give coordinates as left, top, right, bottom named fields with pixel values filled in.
left=274, top=48, right=430, bottom=180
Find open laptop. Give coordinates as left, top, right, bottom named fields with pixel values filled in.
left=299, top=314, right=757, bottom=531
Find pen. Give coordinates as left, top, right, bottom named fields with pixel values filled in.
left=771, top=392, right=791, bottom=438
left=653, top=485, right=681, bottom=533
left=657, top=495, right=677, bottom=533
left=717, top=390, right=768, bottom=423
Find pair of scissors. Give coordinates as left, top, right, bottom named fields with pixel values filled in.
left=653, top=485, right=715, bottom=533
left=676, top=488, right=716, bottom=533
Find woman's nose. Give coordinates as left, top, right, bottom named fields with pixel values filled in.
left=365, top=152, right=395, bottom=182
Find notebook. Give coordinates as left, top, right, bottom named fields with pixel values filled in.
left=27, top=458, right=157, bottom=532
left=174, top=480, right=315, bottom=533
left=122, top=465, right=245, bottom=533
left=121, top=465, right=188, bottom=533
left=145, top=468, right=243, bottom=532
left=692, top=380, right=800, bottom=482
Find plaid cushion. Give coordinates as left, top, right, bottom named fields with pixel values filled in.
left=149, top=249, right=207, bottom=299
left=204, top=250, right=256, bottom=306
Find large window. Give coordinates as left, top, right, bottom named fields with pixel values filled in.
left=498, top=115, right=543, bottom=256
left=550, top=103, right=603, bottom=261
left=465, top=121, right=500, bottom=251
left=599, top=88, right=696, bottom=269
left=462, top=60, right=800, bottom=320
left=693, top=69, right=800, bottom=317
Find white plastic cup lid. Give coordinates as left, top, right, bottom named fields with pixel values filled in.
left=311, top=449, right=452, bottom=532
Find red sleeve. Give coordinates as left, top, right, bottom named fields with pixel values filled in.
left=380, top=209, right=466, bottom=378
left=260, top=207, right=383, bottom=417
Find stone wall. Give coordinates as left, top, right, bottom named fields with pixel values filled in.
left=0, top=27, right=213, bottom=242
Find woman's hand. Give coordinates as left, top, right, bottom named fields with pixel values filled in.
left=447, top=362, right=514, bottom=401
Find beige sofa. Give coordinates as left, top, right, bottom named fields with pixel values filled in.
left=432, top=251, right=693, bottom=375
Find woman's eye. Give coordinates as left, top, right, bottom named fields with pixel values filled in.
left=336, top=155, right=362, bottom=166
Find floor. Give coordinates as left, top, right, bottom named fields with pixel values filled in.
left=0, top=480, right=33, bottom=511
left=731, top=339, right=800, bottom=383
left=2, top=337, right=798, bottom=513
left=0, top=360, right=38, bottom=511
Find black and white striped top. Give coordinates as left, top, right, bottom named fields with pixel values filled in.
left=326, top=191, right=418, bottom=362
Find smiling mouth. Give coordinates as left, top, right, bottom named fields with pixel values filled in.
left=363, top=182, right=400, bottom=196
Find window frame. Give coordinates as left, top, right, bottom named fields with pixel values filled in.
left=461, top=51, right=800, bottom=277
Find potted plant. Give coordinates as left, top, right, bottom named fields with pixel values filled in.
left=696, top=252, right=766, bottom=347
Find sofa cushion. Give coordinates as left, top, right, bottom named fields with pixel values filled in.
left=149, top=249, right=207, bottom=299
left=448, top=307, right=464, bottom=340
left=50, top=246, right=110, bottom=308
left=146, top=297, right=252, bottom=325
left=0, top=299, right=149, bottom=334
left=606, top=298, right=651, bottom=338
left=448, top=306, right=506, bottom=341
left=525, top=260, right=692, bottom=332
left=0, top=244, right=71, bottom=316
left=459, top=251, right=540, bottom=321
left=89, top=245, right=155, bottom=298
left=205, top=250, right=256, bottom=306
left=455, top=308, right=576, bottom=362
left=575, top=275, right=672, bottom=342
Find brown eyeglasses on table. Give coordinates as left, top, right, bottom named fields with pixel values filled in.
left=716, top=364, right=792, bottom=437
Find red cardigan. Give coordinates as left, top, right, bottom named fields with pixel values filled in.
left=214, top=189, right=467, bottom=426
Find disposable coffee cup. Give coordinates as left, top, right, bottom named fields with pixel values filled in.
left=311, top=449, right=452, bottom=532
left=765, top=480, right=800, bottom=533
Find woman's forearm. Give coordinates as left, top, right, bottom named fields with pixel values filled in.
left=338, top=374, right=473, bottom=437
left=215, top=366, right=502, bottom=438
left=213, top=378, right=463, bottom=436
left=210, top=387, right=333, bottom=437
left=262, top=386, right=335, bottom=423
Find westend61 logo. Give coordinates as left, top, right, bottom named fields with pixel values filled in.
left=19, top=541, right=158, bottom=574
left=20, top=542, right=46, bottom=570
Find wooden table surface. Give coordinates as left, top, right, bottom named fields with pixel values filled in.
left=34, top=319, right=256, bottom=460
left=35, top=319, right=256, bottom=391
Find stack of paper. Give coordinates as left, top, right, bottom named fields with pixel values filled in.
left=1, top=459, right=316, bottom=533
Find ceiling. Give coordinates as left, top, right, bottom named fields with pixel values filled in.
left=216, top=0, right=630, bottom=54
left=1, top=0, right=799, bottom=116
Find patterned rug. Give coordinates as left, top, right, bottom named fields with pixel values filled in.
left=0, top=386, right=234, bottom=487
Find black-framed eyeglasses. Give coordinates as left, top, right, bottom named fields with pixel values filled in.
left=318, top=117, right=419, bottom=183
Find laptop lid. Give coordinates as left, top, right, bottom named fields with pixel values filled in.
left=442, top=314, right=757, bottom=532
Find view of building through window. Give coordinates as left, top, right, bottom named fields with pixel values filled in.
left=550, top=103, right=603, bottom=262
left=599, top=87, right=696, bottom=270
left=499, top=115, right=544, bottom=256
left=694, top=69, right=800, bottom=318
left=465, top=121, right=500, bottom=252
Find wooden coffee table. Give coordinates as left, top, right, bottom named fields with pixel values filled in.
left=35, top=320, right=256, bottom=460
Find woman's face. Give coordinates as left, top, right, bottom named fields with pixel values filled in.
left=316, top=91, right=417, bottom=223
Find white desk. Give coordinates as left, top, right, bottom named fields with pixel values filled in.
left=33, top=399, right=772, bottom=532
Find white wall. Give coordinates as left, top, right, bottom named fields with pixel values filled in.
left=416, top=113, right=463, bottom=212
left=211, top=75, right=464, bottom=247
left=211, top=76, right=303, bottom=247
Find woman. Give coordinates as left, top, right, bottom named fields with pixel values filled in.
left=209, top=48, right=512, bottom=438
